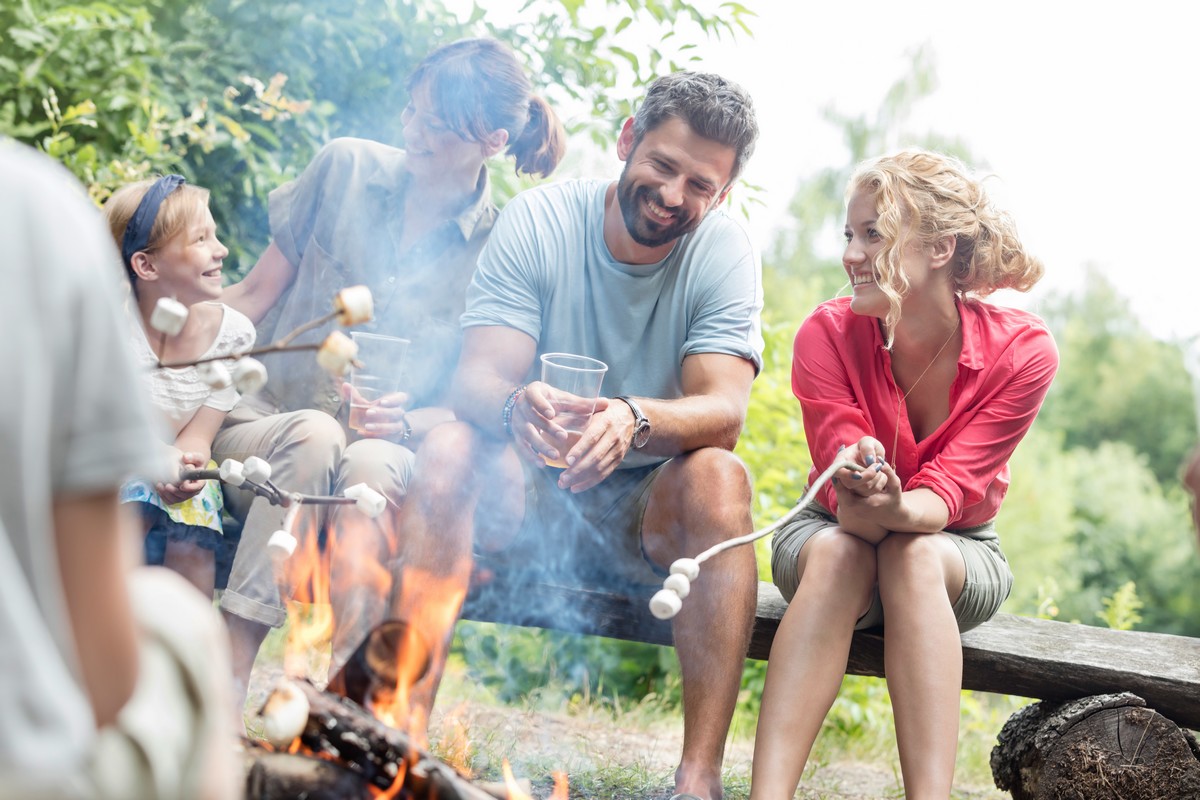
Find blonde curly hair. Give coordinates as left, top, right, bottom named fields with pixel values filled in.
left=849, top=148, right=1044, bottom=337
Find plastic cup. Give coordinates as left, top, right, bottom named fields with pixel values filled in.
left=538, top=352, right=608, bottom=468
left=348, top=332, right=409, bottom=434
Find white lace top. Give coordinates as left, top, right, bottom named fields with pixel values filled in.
left=131, top=302, right=256, bottom=439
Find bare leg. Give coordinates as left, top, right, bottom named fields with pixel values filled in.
left=328, top=439, right=415, bottom=676
left=162, top=539, right=217, bottom=599
left=642, top=449, right=757, bottom=800
left=222, top=609, right=270, bottom=723
left=749, top=529, right=876, bottom=799
left=385, top=423, right=524, bottom=734
left=877, top=533, right=966, bottom=800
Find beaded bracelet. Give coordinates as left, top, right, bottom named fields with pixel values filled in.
left=501, top=384, right=527, bottom=437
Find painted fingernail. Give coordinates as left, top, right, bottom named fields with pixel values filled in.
left=852, top=472, right=862, bottom=480
left=838, top=444, right=846, bottom=452
left=865, top=454, right=876, bottom=466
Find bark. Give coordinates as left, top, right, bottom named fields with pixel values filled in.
left=991, top=692, right=1200, bottom=800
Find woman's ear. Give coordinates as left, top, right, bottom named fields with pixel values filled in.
left=930, top=234, right=957, bottom=269
left=129, top=251, right=158, bottom=282
left=481, top=129, right=509, bottom=158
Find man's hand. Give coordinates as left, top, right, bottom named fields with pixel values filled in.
left=551, top=398, right=638, bottom=493
left=343, top=381, right=412, bottom=441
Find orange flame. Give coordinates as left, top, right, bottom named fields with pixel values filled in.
left=501, top=760, right=569, bottom=800
left=281, top=511, right=333, bottom=681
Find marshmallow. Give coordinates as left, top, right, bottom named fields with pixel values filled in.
left=267, top=529, right=297, bottom=559
left=231, top=357, right=268, bottom=394
left=649, top=588, right=683, bottom=620
left=669, top=558, right=701, bottom=581
left=196, top=360, right=232, bottom=390
left=663, top=573, right=691, bottom=599
left=242, top=456, right=272, bottom=483
left=333, top=285, right=374, bottom=326
left=259, top=680, right=310, bottom=748
left=316, top=330, right=358, bottom=377
left=218, top=459, right=245, bottom=487
left=344, top=482, right=387, bottom=518
left=149, top=297, right=189, bottom=336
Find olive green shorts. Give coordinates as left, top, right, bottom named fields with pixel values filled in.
left=480, top=459, right=670, bottom=590
left=770, top=503, right=1013, bottom=633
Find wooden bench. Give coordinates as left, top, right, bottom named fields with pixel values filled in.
left=461, top=577, right=1200, bottom=731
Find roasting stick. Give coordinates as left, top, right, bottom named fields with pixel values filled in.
left=649, top=457, right=865, bottom=620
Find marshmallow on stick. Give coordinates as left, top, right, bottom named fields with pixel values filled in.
left=196, top=360, right=232, bottom=390
left=149, top=297, right=189, bottom=336
left=316, top=330, right=358, bottom=377
left=231, top=357, right=268, bottom=394
left=649, top=458, right=863, bottom=620
left=343, top=483, right=387, bottom=518
left=334, top=285, right=374, bottom=326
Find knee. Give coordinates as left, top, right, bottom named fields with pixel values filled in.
left=876, top=532, right=944, bottom=585
left=411, top=422, right=482, bottom=497
left=341, top=439, right=415, bottom=496
left=669, top=448, right=752, bottom=513
left=804, top=531, right=877, bottom=590
left=279, top=409, right=346, bottom=461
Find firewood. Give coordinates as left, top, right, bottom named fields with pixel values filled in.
left=242, top=745, right=370, bottom=799
left=991, top=691, right=1200, bottom=800
left=258, top=678, right=499, bottom=800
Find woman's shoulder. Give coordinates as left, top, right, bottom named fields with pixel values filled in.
left=962, top=299, right=1058, bottom=365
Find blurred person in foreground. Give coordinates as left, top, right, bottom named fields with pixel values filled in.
left=397, top=71, right=762, bottom=800
left=216, top=37, right=565, bottom=718
left=751, top=149, right=1058, bottom=800
left=0, top=140, right=237, bottom=799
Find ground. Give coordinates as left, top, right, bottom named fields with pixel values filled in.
left=247, top=655, right=1009, bottom=799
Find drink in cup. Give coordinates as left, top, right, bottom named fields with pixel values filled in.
left=538, top=352, right=608, bottom=468
left=348, top=332, right=409, bottom=435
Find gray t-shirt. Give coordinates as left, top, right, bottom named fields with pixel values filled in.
left=462, top=179, right=764, bottom=468
left=0, top=144, right=163, bottom=784
left=248, top=137, right=497, bottom=416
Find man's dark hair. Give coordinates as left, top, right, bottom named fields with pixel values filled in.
left=630, top=71, right=759, bottom=181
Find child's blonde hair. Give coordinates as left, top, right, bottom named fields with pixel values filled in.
left=104, top=178, right=211, bottom=288
left=849, top=149, right=1044, bottom=337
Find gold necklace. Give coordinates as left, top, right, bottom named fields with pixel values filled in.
left=891, top=318, right=960, bottom=460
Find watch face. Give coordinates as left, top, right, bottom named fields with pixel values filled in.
left=633, top=420, right=651, bottom=448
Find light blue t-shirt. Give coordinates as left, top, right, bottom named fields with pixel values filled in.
left=462, top=178, right=764, bottom=467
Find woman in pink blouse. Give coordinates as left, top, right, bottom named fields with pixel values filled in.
left=750, top=149, right=1058, bottom=800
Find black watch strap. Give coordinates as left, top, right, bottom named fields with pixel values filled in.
left=615, top=395, right=651, bottom=449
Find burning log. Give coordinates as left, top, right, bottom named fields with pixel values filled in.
left=243, top=746, right=371, bottom=799
left=258, top=678, right=502, bottom=800
left=991, top=692, right=1200, bottom=799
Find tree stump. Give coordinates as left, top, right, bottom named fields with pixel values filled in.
left=991, top=692, right=1200, bottom=799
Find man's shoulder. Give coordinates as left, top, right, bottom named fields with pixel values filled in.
left=685, top=204, right=757, bottom=257
left=505, top=177, right=606, bottom=211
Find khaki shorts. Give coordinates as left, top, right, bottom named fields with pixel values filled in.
left=770, top=503, right=1012, bottom=633
left=477, top=460, right=670, bottom=590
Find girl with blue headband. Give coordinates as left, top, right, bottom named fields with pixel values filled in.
left=104, top=176, right=256, bottom=599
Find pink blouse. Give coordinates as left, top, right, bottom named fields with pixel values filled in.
left=792, top=297, right=1058, bottom=528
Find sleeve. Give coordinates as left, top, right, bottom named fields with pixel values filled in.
left=201, top=306, right=257, bottom=413
left=680, top=221, right=765, bottom=373
left=907, top=325, right=1059, bottom=523
left=52, top=193, right=168, bottom=491
left=791, top=306, right=876, bottom=510
left=459, top=193, right=545, bottom=342
left=267, top=138, right=355, bottom=270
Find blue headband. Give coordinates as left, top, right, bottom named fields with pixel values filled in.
left=121, top=174, right=186, bottom=269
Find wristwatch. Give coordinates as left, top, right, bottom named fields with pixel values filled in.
left=615, top=395, right=652, bottom=449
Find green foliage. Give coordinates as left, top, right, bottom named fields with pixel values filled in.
left=1097, top=581, right=1143, bottom=631
left=453, top=621, right=680, bottom=711
left=1038, top=266, right=1199, bottom=483
left=2, top=0, right=756, bottom=275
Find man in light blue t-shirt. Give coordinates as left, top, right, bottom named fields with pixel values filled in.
left=395, top=72, right=762, bottom=800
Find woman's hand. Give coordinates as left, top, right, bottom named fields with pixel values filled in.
left=158, top=448, right=206, bottom=505
left=835, top=436, right=890, bottom=496
left=343, top=382, right=413, bottom=442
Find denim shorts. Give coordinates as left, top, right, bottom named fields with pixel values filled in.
left=770, top=503, right=1013, bottom=633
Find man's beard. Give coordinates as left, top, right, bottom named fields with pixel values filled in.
left=616, top=162, right=701, bottom=248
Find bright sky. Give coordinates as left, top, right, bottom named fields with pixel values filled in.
left=455, top=1, right=1198, bottom=343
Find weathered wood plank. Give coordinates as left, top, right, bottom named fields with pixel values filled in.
left=461, top=578, right=1200, bottom=730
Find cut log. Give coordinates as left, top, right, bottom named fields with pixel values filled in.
left=257, top=678, right=502, bottom=800
left=990, top=692, right=1200, bottom=800
left=242, top=745, right=370, bottom=799
left=462, top=576, right=1200, bottom=730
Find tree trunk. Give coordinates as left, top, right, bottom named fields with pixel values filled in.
left=991, top=692, right=1200, bottom=800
